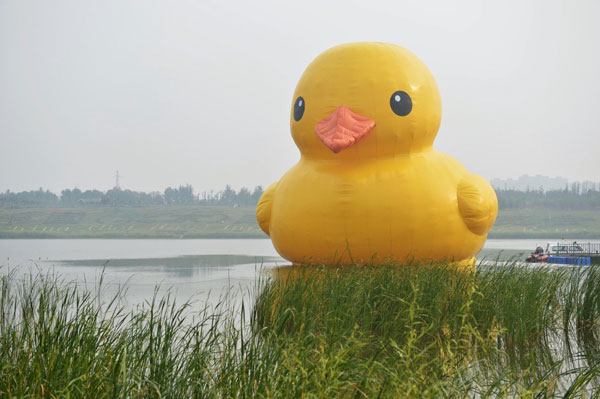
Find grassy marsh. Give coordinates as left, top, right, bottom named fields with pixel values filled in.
left=2, top=262, right=600, bottom=397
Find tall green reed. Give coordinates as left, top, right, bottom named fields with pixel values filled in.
left=254, top=261, right=600, bottom=396
left=2, top=262, right=600, bottom=398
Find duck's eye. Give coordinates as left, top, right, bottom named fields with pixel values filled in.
left=293, top=96, right=305, bottom=121
left=389, top=91, right=412, bottom=116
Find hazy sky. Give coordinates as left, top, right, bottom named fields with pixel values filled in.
left=1, top=0, right=599, bottom=194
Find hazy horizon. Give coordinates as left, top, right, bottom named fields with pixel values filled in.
left=1, top=0, right=599, bottom=194
left=2, top=173, right=599, bottom=196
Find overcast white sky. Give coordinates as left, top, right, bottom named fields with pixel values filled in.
left=1, top=0, right=599, bottom=194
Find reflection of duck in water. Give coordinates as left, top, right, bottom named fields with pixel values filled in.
left=257, top=42, right=497, bottom=265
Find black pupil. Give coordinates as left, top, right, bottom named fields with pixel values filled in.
left=390, top=91, right=412, bottom=116
left=293, top=96, right=305, bottom=121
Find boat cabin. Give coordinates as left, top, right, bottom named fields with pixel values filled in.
left=545, top=241, right=600, bottom=256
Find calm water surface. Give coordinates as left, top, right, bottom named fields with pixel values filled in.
left=0, top=239, right=282, bottom=310
left=0, top=238, right=558, bottom=307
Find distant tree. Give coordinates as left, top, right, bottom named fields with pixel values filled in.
left=164, top=187, right=177, bottom=204
left=495, top=184, right=600, bottom=210
left=164, top=185, right=194, bottom=205
left=237, top=187, right=251, bottom=206
left=221, top=185, right=236, bottom=206
left=1, top=184, right=266, bottom=208
left=60, top=188, right=83, bottom=206
left=0, top=188, right=59, bottom=207
left=251, top=186, right=264, bottom=204
left=178, top=185, right=194, bottom=204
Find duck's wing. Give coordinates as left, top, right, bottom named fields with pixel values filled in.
left=457, top=174, right=498, bottom=235
left=256, top=181, right=279, bottom=236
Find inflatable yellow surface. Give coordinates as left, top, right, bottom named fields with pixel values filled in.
left=257, top=42, right=497, bottom=265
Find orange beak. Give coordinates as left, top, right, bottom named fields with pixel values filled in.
left=314, top=106, right=376, bottom=153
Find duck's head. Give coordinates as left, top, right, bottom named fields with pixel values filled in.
left=291, top=42, right=441, bottom=160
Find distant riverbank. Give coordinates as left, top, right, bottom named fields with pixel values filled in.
left=0, top=206, right=264, bottom=239
left=1, top=206, right=599, bottom=239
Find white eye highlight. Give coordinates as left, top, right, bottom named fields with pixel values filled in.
left=394, top=94, right=401, bottom=102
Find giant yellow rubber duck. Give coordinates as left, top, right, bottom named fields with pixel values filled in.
left=257, top=42, right=497, bottom=265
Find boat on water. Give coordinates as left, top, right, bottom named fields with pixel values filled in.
left=526, top=241, right=600, bottom=265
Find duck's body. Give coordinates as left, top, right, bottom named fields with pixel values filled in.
left=259, top=150, right=495, bottom=264
left=257, top=42, right=497, bottom=265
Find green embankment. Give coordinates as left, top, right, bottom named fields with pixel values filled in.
left=490, top=208, right=600, bottom=238
left=0, top=206, right=263, bottom=238
left=0, top=206, right=598, bottom=239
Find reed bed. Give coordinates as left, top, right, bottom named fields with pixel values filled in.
left=1, top=261, right=600, bottom=398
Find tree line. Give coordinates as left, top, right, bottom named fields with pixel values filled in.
left=0, top=185, right=264, bottom=208
left=3, top=182, right=600, bottom=209
left=496, top=182, right=600, bottom=209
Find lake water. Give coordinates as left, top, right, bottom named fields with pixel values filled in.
left=0, top=238, right=560, bottom=309
left=0, top=239, right=282, bottom=311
